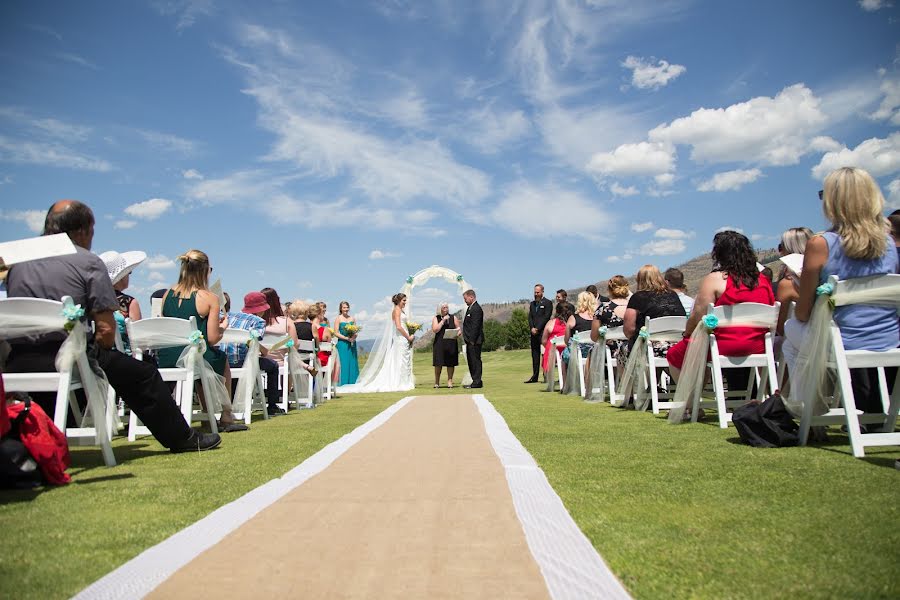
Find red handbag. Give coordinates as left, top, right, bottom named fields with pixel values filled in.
left=5, top=394, right=71, bottom=485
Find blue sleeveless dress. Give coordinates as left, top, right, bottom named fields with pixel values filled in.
left=337, top=321, right=359, bottom=385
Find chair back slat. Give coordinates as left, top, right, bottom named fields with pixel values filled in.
left=646, top=316, right=687, bottom=341
left=127, top=316, right=198, bottom=349
left=832, top=273, right=900, bottom=309
left=710, top=302, right=780, bottom=330
left=604, top=326, right=627, bottom=341
left=297, top=339, right=316, bottom=353
left=261, top=333, right=289, bottom=349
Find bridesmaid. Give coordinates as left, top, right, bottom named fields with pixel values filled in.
left=431, top=302, right=460, bottom=388
left=333, top=301, right=360, bottom=385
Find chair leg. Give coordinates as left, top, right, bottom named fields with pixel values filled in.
left=884, top=368, right=900, bottom=433
left=54, top=373, right=72, bottom=432
left=648, top=362, right=660, bottom=414
left=710, top=357, right=728, bottom=429
left=835, top=359, right=865, bottom=457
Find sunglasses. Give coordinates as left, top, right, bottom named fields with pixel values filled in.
left=818, top=190, right=823, bottom=201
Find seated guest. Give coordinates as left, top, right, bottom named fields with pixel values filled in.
left=592, top=275, right=630, bottom=361
left=100, top=250, right=147, bottom=354
left=286, top=300, right=307, bottom=336
left=296, top=303, right=317, bottom=342
left=888, top=210, right=900, bottom=260
left=667, top=231, right=775, bottom=381
left=664, top=267, right=694, bottom=315
left=315, top=302, right=333, bottom=368
left=157, top=250, right=244, bottom=431
left=4, top=200, right=220, bottom=451
left=219, top=292, right=285, bottom=416
left=566, top=291, right=596, bottom=358
left=783, top=167, right=898, bottom=414
left=555, top=289, right=575, bottom=317
left=260, top=287, right=299, bottom=366
left=774, top=227, right=814, bottom=337
left=541, top=302, right=570, bottom=376
left=620, top=265, right=686, bottom=364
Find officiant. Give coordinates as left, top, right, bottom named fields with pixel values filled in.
left=431, top=302, right=460, bottom=388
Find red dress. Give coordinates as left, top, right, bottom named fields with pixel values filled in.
left=667, top=273, right=774, bottom=369
left=542, top=318, right=568, bottom=372
left=317, top=324, right=330, bottom=367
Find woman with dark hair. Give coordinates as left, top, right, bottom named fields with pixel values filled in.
left=667, top=231, right=775, bottom=379
left=261, top=286, right=299, bottom=366
left=541, top=301, right=570, bottom=375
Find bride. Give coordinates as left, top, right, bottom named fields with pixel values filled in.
left=337, top=293, right=415, bottom=393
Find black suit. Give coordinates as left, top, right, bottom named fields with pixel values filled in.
left=463, top=301, right=484, bottom=386
left=528, top=298, right=553, bottom=379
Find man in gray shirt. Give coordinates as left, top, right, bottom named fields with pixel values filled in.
left=5, top=200, right=220, bottom=453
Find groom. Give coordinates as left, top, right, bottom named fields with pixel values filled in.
left=462, top=289, right=484, bottom=389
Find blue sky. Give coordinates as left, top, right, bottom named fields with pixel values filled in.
left=1, top=0, right=898, bottom=335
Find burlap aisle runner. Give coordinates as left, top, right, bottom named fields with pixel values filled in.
left=148, top=395, right=550, bottom=599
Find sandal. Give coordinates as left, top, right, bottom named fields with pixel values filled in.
left=447, top=382, right=453, bottom=389
left=433, top=384, right=440, bottom=388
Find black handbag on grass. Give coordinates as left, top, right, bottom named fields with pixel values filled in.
left=732, top=394, right=799, bottom=448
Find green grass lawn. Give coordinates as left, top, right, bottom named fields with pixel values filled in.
left=1, top=350, right=898, bottom=599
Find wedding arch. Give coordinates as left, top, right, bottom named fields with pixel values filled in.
left=400, top=265, right=473, bottom=324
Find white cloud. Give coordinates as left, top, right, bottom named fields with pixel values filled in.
left=152, top=0, right=214, bottom=30
left=0, top=135, right=112, bottom=172
left=859, top=0, right=891, bottom=10
left=114, top=220, right=137, bottom=230
left=639, top=239, right=686, bottom=256
left=124, top=198, right=172, bottom=220
left=610, top=182, right=639, bottom=196
left=654, top=228, right=695, bottom=239
left=808, top=136, right=843, bottom=153
left=463, top=105, right=530, bottom=154
left=137, top=130, right=197, bottom=156
left=1, top=209, right=45, bottom=233
left=869, top=71, right=900, bottom=125
left=697, top=168, right=763, bottom=192
left=650, top=83, right=827, bottom=166
left=182, top=168, right=204, bottom=180
left=715, top=226, right=745, bottom=234
left=622, top=55, right=686, bottom=90
left=368, top=249, right=400, bottom=260
left=489, top=182, right=612, bottom=241
left=654, top=173, right=675, bottom=187
left=586, top=141, right=676, bottom=177
left=380, top=90, right=429, bottom=129
left=887, top=178, right=900, bottom=210
left=145, top=254, right=176, bottom=270
left=55, top=52, right=99, bottom=70
left=811, top=132, right=900, bottom=180
left=630, top=221, right=654, bottom=232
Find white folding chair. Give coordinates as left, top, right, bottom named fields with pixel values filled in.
left=294, top=339, right=318, bottom=408
left=603, top=326, right=627, bottom=402
left=319, top=341, right=334, bottom=400
left=126, top=316, right=218, bottom=440
left=260, top=334, right=293, bottom=412
left=572, top=331, right=593, bottom=397
left=543, top=335, right=566, bottom=392
left=798, top=274, right=900, bottom=457
left=0, top=296, right=116, bottom=466
left=692, top=302, right=780, bottom=428
left=645, top=316, right=688, bottom=413
left=220, top=328, right=268, bottom=425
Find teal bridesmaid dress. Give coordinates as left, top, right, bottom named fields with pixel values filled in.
left=337, top=321, right=359, bottom=385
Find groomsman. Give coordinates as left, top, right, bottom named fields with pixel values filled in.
left=525, top=284, right=552, bottom=383
left=555, top=289, right=575, bottom=317
left=462, top=289, right=484, bottom=389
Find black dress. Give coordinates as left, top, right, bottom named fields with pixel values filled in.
left=433, top=315, right=459, bottom=367
left=295, top=321, right=314, bottom=341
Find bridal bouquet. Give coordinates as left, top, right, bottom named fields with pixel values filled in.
left=405, top=321, right=422, bottom=335
left=344, top=324, right=360, bottom=337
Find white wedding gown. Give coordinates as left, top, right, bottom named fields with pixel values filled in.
left=337, top=311, right=414, bottom=393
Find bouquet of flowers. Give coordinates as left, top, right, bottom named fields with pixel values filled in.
left=405, top=321, right=422, bottom=335
left=344, top=324, right=360, bottom=338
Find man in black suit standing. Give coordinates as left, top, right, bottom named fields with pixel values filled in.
left=462, top=289, right=484, bottom=389
left=525, top=283, right=552, bottom=383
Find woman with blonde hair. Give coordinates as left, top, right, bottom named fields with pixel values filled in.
left=566, top=291, right=596, bottom=355
left=783, top=167, right=898, bottom=414
left=157, top=249, right=245, bottom=431
left=620, top=265, right=685, bottom=363
left=592, top=275, right=630, bottom=359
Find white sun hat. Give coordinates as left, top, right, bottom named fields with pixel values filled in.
left=99, top=250, right=147, bottom=285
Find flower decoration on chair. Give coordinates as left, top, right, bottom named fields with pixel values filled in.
left=246, top=330, right=261, bottom=347
left=702, top=314, right=719, bottom=330
left=638, top=326, right=649, bottom=339
left=598, top=326, right=608, bottom=338
left=285, top=339, right=295, bottom=349
left=816, top=282, right=835, bottom=296
left=61, top=304, right=85, bottom=332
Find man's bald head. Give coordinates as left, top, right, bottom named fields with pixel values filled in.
left=43, top=200, right=95, bottom=249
